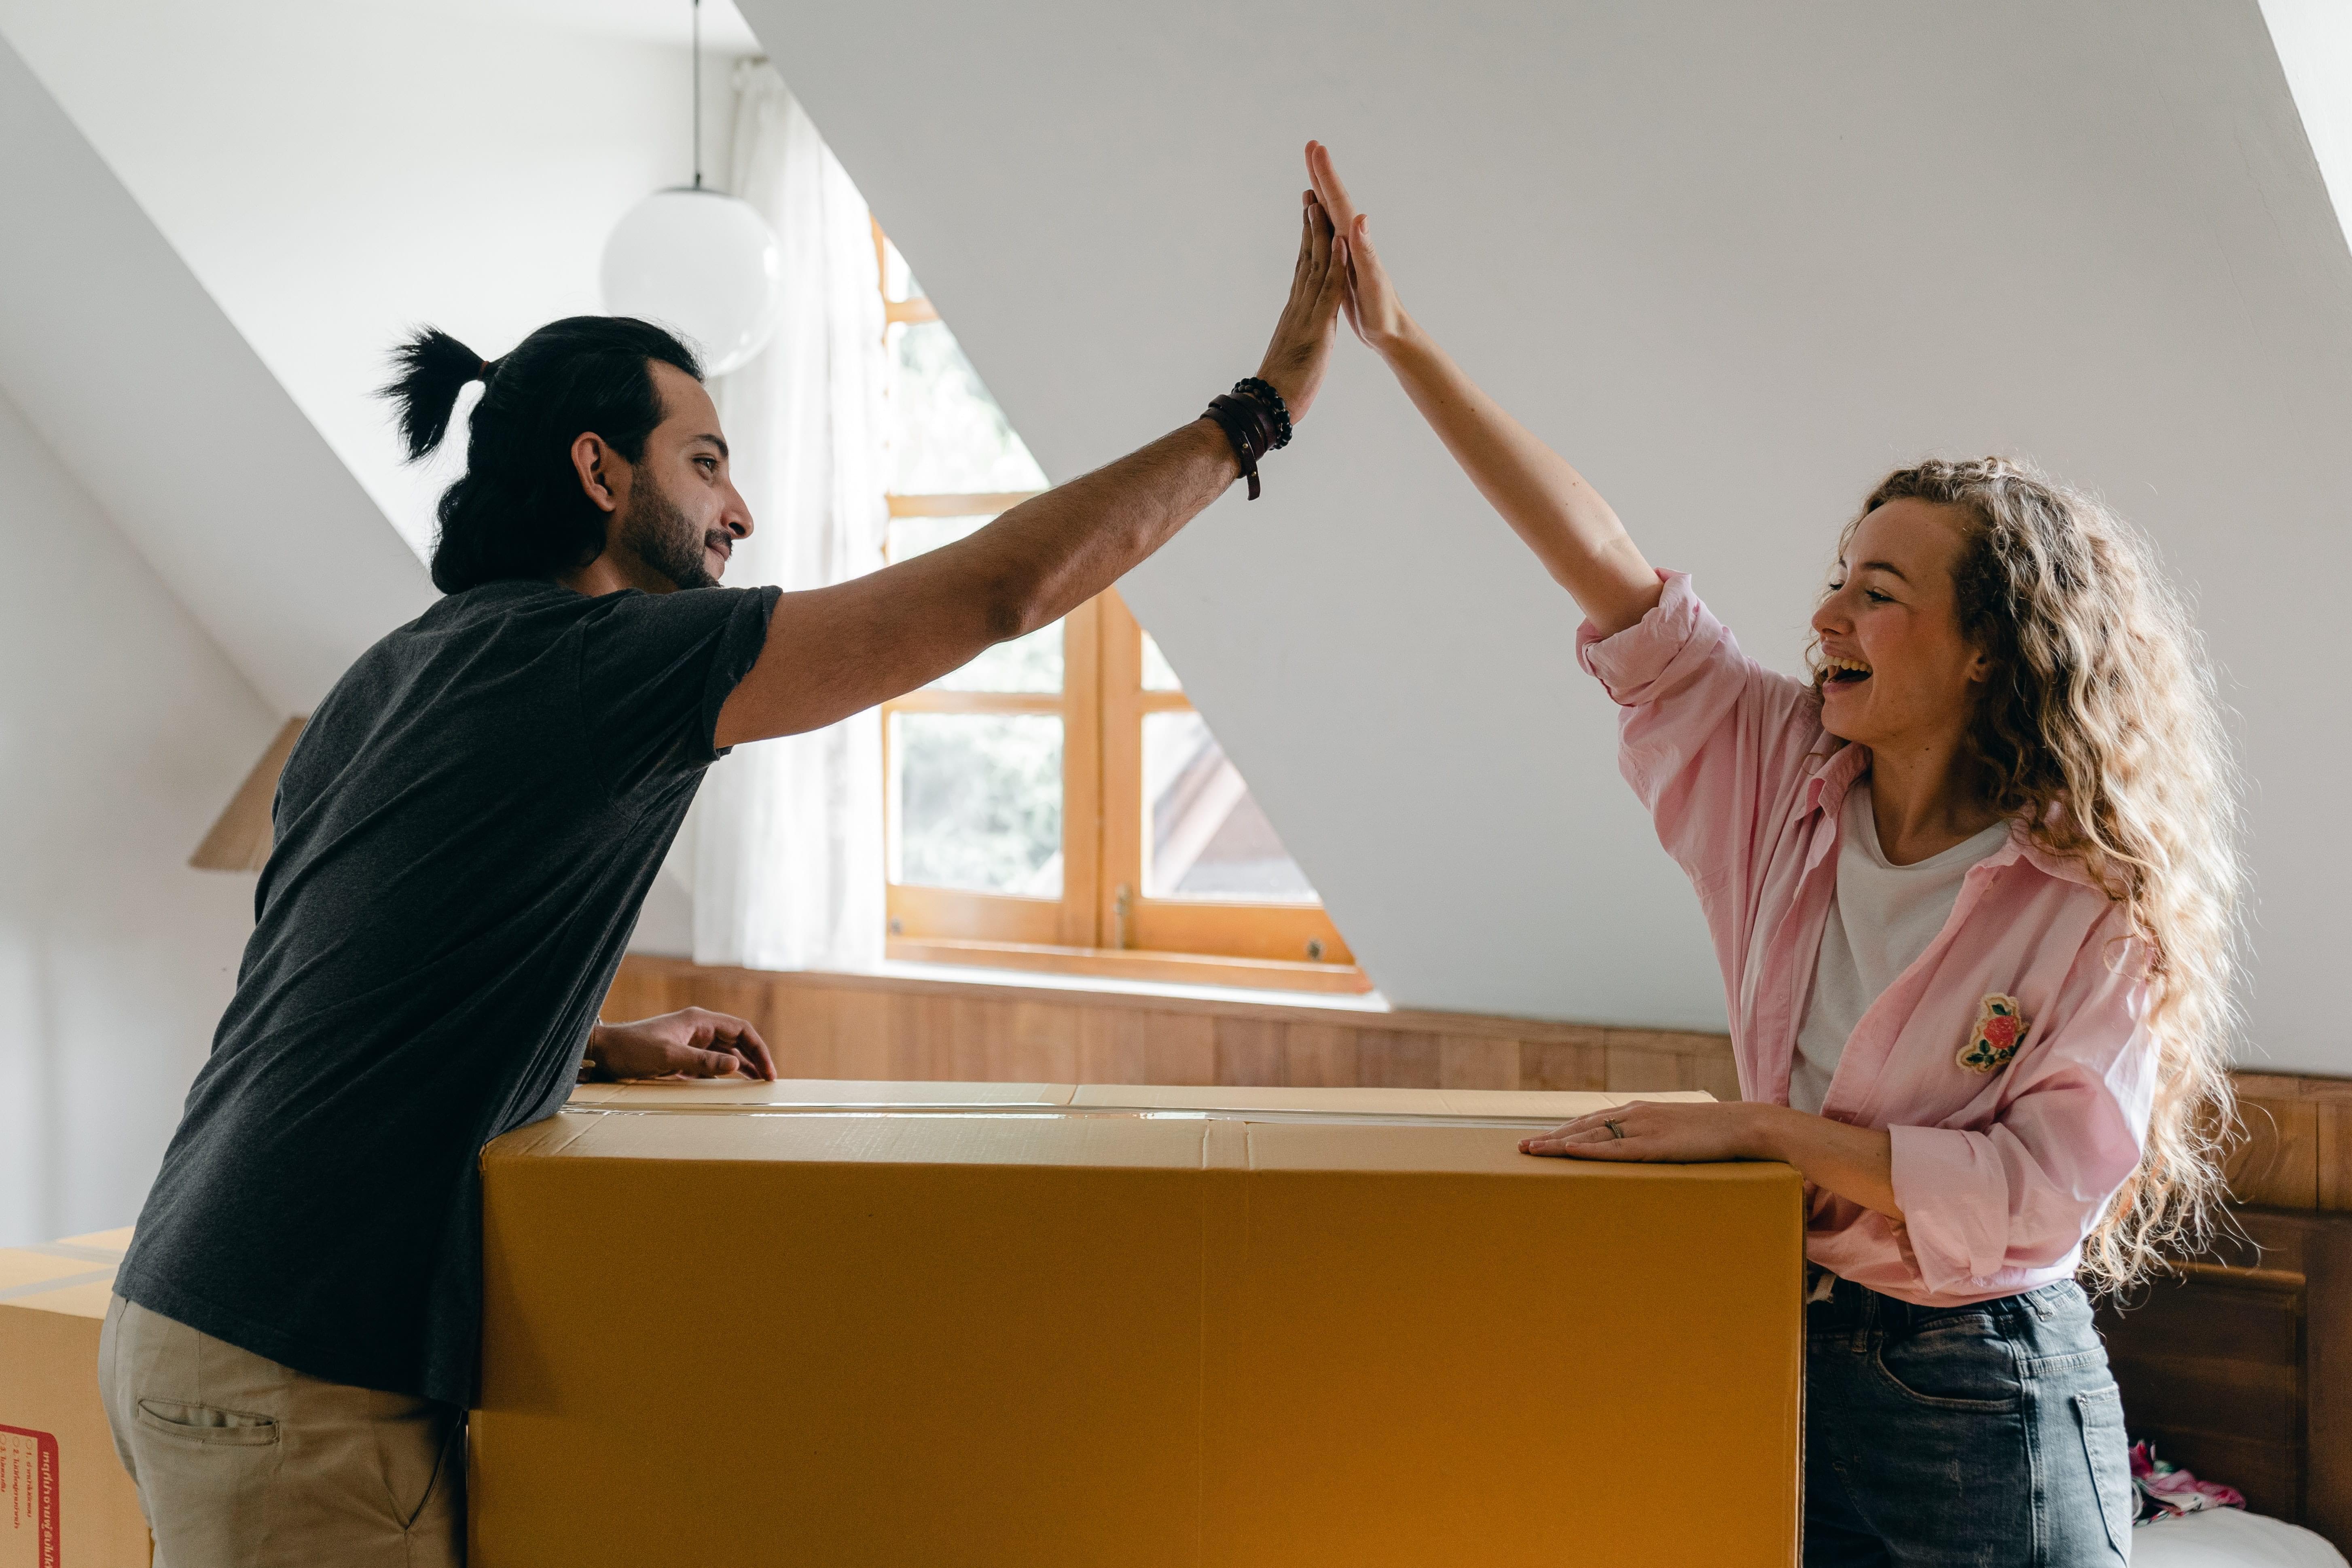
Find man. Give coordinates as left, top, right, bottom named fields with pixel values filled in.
left=99, top=190, right=1346, bottom=1565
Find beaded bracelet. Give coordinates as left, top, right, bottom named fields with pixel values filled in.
left=1230, top=377, right=1293, bottom=451
left=1202, top=379, right=1292, bottom=499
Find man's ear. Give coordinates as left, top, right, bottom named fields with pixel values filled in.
left=570, top=432, right=624, bottom=515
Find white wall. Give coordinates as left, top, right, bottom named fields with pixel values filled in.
left=737, top=0, right=2352, bottom=1073
left=0, top=387, right=278, bottom=1248
left=0, top=31, right=434, bottom=720
left=0, top=0, right=742, bottom=558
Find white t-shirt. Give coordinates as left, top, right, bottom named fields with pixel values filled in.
left=1789, top=782, right=2013, bottom=1115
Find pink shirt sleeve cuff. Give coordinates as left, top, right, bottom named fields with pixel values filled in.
left=1575, top=571, right=1709, bottom=705
left=1888, top=1124, right=2011, bottom=1294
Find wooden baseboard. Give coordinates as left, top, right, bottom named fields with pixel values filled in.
left=606, top=956, right=2350, bottom=1213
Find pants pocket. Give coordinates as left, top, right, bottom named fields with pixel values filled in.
left=392, top=1405, right=465, bottom=1532
left=127, top=1399, right=282, bottom=1566
left=2072, top=1384, right=2134, bottom=1561
left=135, top=1399, right=282, bottom=1446
left=1871, top=1316, right=2023, bottom=1411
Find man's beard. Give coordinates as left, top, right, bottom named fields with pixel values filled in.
left=620, top=473, right=719, bottom=590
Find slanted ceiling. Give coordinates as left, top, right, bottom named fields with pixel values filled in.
left=734, top=0, right=2352, bottom=1071
left=0, top=34, right=430, bottom=715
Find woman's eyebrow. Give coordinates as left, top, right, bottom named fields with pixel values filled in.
left=1855, top=559, right=1911, bottom=583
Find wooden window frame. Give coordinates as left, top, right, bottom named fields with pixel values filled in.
left=875, top=230, right=1366, bottom=997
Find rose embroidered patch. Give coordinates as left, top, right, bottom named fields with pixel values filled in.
left=1958, top=994, right=2028, bottom=1073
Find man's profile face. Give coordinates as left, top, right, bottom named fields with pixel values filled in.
left=622, top=362, right=752, bottom=590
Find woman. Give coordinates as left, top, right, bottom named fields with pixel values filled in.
left=1302, top=142, right=2242, bottom=1565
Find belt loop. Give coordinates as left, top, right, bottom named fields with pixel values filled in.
left=1850, top=1284, right=1872, bottom=1354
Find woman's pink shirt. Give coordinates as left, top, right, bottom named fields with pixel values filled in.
left=1578, top=573, right=2155, bottom=1304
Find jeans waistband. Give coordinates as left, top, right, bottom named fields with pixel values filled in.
left=1804, top=1270, right=2079, bottom=1335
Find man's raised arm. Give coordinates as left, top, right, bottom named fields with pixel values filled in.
left=713, top=189, right=1347, bottom=749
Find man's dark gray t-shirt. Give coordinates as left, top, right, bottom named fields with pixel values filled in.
left=116, top=578, right=780, bottom=1406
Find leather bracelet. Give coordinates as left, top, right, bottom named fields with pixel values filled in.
left=1203, top=388, right=1284, bottom=499
left=1230, top=377, right=1293, bottom=451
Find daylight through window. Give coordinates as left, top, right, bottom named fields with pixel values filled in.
left=873, top=225, right=1360, bottom=992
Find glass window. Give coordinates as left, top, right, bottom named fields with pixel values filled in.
left=892, top=713, right=1063, bottom=896
left=886, top=514, right=1062, bottom=693
left=1140, top=631, right=1183, bottom=692
left=887, top=321, right=1048, bottom=495
left=1141, top=711, right=1317, bottom=902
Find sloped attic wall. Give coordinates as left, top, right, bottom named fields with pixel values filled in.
left=0, top=0, right=730, bottom=562
left=0, top=32, right=432, bottom=715
left=735, top=0, right=2352, bottom=1073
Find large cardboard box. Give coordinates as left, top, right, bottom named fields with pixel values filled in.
left=0, top=1229, right=150, bottom=1568
left=476, top=1081, right=1802, bottom=1566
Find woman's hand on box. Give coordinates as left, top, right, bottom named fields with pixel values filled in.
left=1521, top=1100, right=1903, bottom=1219
left=1520, top=1099, right=1769, bottom=1163
left=583, top=1009, right=778, bottom=1082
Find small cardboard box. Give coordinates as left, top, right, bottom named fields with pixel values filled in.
left=479, top=1081, right=1801, bottom=1566
left=0, top=1228, right=150, bottom=1568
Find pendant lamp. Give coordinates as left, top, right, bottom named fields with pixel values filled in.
left=600, top=0, right=782, bottom=375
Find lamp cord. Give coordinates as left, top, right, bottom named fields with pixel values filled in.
left=691, top=0, right=703, bottom=190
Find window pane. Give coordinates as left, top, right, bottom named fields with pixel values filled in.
left=1140, top=631, right=1182, bottom=692
left=937, top=628, right=1062, bottom=693
left=885, top=514, right=1062, bottom=693
left=886, top=513, right=990, bottom=562
left=893, top=713, right=1063, bottom=896
left=880, top=234, right=919, bottom=304
left=1141, top=711, right=1317, bottom=902
left=888, top=321, right=1049, bottom=494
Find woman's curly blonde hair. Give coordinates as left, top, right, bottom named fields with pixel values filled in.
left=1833, top=456, right=2246, bottom=1291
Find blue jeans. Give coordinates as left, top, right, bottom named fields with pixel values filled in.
left=1805, top=1277, right=2135, bottom=1566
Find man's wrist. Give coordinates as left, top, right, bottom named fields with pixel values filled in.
left=1192, top=414, right=1245, bottom=481
left=580, top=1024, right=614, bottom=1080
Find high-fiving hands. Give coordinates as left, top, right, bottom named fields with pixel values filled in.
left=1306, top=140, right=1412, bottom=353
left=1252, top=186, right=1351, bottom=423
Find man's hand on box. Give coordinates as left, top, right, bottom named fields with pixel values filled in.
left=583, top=1008, right=778, bottom=1082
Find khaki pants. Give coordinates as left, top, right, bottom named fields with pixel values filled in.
left=98, top=1295, right=465, bottom=1568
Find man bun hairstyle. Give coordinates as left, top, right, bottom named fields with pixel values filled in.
left=377, top=316, right=704, bottom=592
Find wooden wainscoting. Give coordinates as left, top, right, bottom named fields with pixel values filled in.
left=2229, top=1074, right=2352, bottom=1212
left=605, top=955, right=1742, bottom=1099
left=605, top=956, right=2351, bottom=1213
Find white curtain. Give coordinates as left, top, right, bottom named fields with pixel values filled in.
left=690, top=63, right=889, bottom=972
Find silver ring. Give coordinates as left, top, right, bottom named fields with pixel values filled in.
left=1604, top=1119, right=1626, bottom=1140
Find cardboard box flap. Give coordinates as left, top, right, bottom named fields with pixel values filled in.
left=503, top=1107, right=1215, bottom=1171
left=568, top=1077, right=1078, bottom=1109
left=0, top=1247, right=115, bottom=1301
left=1067, top=1083, right=1719, bottom=1122
left=0, top=1276, right=118, bottom=1320
left=54, top=1227, right=133, bottom=1256
left=1069, top=1083, right=1641, bottom=1118
left=501, top=1105, right=1771, bottom=1181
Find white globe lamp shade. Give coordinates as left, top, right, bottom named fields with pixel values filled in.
left=600, top=188, right=783, bottom=377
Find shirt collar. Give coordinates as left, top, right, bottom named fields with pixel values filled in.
left=1793, top=744, right=2106, bottom=893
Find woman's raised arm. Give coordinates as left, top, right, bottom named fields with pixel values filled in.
left=1306, top=142, right=1661, bottom=637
